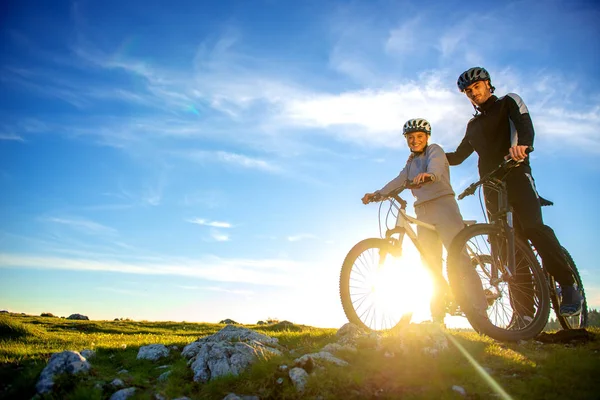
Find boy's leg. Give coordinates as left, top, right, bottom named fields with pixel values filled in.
left=416, top=204, right=445, bottom=322
left=432, top=197, right=488, bottom=315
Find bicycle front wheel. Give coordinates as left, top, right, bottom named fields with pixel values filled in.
left=551, top=247, right=588, bottom=329
left=448, top=224, right=550, bottom=342
left=339, top=238, right=413, bottom=332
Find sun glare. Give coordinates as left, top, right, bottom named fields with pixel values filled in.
left=369, top=245, right=435, bottom=323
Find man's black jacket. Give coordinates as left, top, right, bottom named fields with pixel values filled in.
left=446, top=93, right=535, bottom=175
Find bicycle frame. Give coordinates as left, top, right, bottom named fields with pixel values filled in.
left=484, top=179, right=516, bottom=280
left=380, top=195, right=450, bottom=294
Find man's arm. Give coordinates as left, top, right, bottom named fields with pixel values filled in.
left=445, top=135, right=474, bottom=166
left=506, top=93, right=535, bottom=160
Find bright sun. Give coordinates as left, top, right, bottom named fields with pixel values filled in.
left=369, top=244, right=435, bottom=324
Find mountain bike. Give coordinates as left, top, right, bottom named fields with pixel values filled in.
left=339, top=178, right=539, bottom=341
left=479, top=181, right=588, bottom=330
left=447, top=156, right=565, bottom=341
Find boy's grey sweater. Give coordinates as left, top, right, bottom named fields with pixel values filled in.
left=377, top=143, right=455, bottom=207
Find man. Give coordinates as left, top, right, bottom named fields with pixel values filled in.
left=446, top=67, right=583, bottom=317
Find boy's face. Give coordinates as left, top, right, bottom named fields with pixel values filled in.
left=464, top=80, right=492, bottom=106
left=405, top=131, right=429, bottom=153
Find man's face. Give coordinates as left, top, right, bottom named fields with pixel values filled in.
left=464, top=80, right=492, bottom=106
left=405, top=131, right=429, bottom=153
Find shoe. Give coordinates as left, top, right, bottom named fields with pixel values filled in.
left=559, top=284, right=583, bottom=316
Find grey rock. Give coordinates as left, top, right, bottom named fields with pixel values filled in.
left=109, top=387, right=136, bottom=400
left=335, top=323, right=369, bottom=344
left=80, top=349, right=96, bottom=359
left=452, top=385, right=467, bottom=396
left=222, top=394, right=260, bottom=400
left=117, top=369, right=129, bottom=375
left=294, top=352, right=348, bottom=367
left=137, top=344, right=169, bottom=361
left=276, top=377, right=284, bottom=385
left=111, top=378, right=125, bottom=388
left=289, top=367, right=309, bottom=393
left=321, top=343, right=357, bottom=353
left=67, top=313, right=89, bottom=320
left=183, top=326, right=282, bottom=383
left=183, top=325, right=280, bottom=358
left=35, top=351, right=91, bottom=394
left=158, top=371, right=171, bottom=382
left=155, top=394, right=167, bottom=400
left=188, top=341, right=281, bottom=383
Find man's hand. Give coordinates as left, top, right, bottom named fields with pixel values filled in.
left=508, top=145, right=529, bottom=161
left=362, top=192, right=376, bottom=204
left=412, top=172, right=434, bottom=185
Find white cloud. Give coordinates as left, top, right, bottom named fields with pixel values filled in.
left=181, top=150, right=282, bottom=173
left=385, top=18, right=421, bottom=55
left=0, top=133, right=25, bottom=141
left=287, top=234, right=318, bottom=242
left=0, top=252, right=303, bottom=286
left=188, top=218, right=232, bottom=228
left=43, top=217, right=117, bottom=235
left=210, top=230, right=230, bottom=242
left=6, top=11, right=600, bottom=157
left=97, top=287, right=150, bottom=297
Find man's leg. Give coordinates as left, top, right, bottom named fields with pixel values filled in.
left=507, top=170, right=574, bottom=285
left=507, top=170, right=580, bottom=315
left=484, top=185, right=534, bottom=318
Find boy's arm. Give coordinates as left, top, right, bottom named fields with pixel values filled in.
left=445, top=134, right=474, bottom=166
left=377, top=160, right=410, bottom=195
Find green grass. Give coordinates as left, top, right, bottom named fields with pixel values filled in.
left=0, top=313, right=598, bottom=400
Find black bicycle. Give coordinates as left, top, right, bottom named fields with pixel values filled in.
left=448, top=154, right=586, bottom=341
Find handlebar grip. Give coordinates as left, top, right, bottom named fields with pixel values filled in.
left=404, top=176, right=434, bottom=189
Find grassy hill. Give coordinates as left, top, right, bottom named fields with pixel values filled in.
left=1, top=313, right=599, bottom=399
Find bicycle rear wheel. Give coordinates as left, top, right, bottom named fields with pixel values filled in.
left=448, top=224, right=550, bottom=341
left=339, top=238, right=413, bottom=332
left=551, top=247, right=588, bottom=329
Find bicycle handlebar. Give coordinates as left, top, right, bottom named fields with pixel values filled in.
left=457, top=147, right=533, bottom=200
left=368, top=176, right=434, bottom=206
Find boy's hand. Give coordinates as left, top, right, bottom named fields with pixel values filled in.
left=362, top=193, right=375, bottom=204
left=508, top=145, right=529, bottom=161
left=413, top=173, right=433, bottom=185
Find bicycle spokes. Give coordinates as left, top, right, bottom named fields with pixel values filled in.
left=462, top=231, right=545, bottom=331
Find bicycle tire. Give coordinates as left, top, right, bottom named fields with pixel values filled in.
left=551, top=247, right=588, bottom=329
left=447, top=224, right=550, bottom=342
left=339, top=238, right=412, bottom=332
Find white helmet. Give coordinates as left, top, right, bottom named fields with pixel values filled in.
left=403, top=118, right=431, bottom=136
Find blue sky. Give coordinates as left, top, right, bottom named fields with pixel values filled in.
left=1, top=0, right=599, bottom=328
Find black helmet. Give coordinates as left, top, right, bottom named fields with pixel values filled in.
left=403, top=118, right=431, bottom=136
left=457, top=67, right=493, bottom=92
